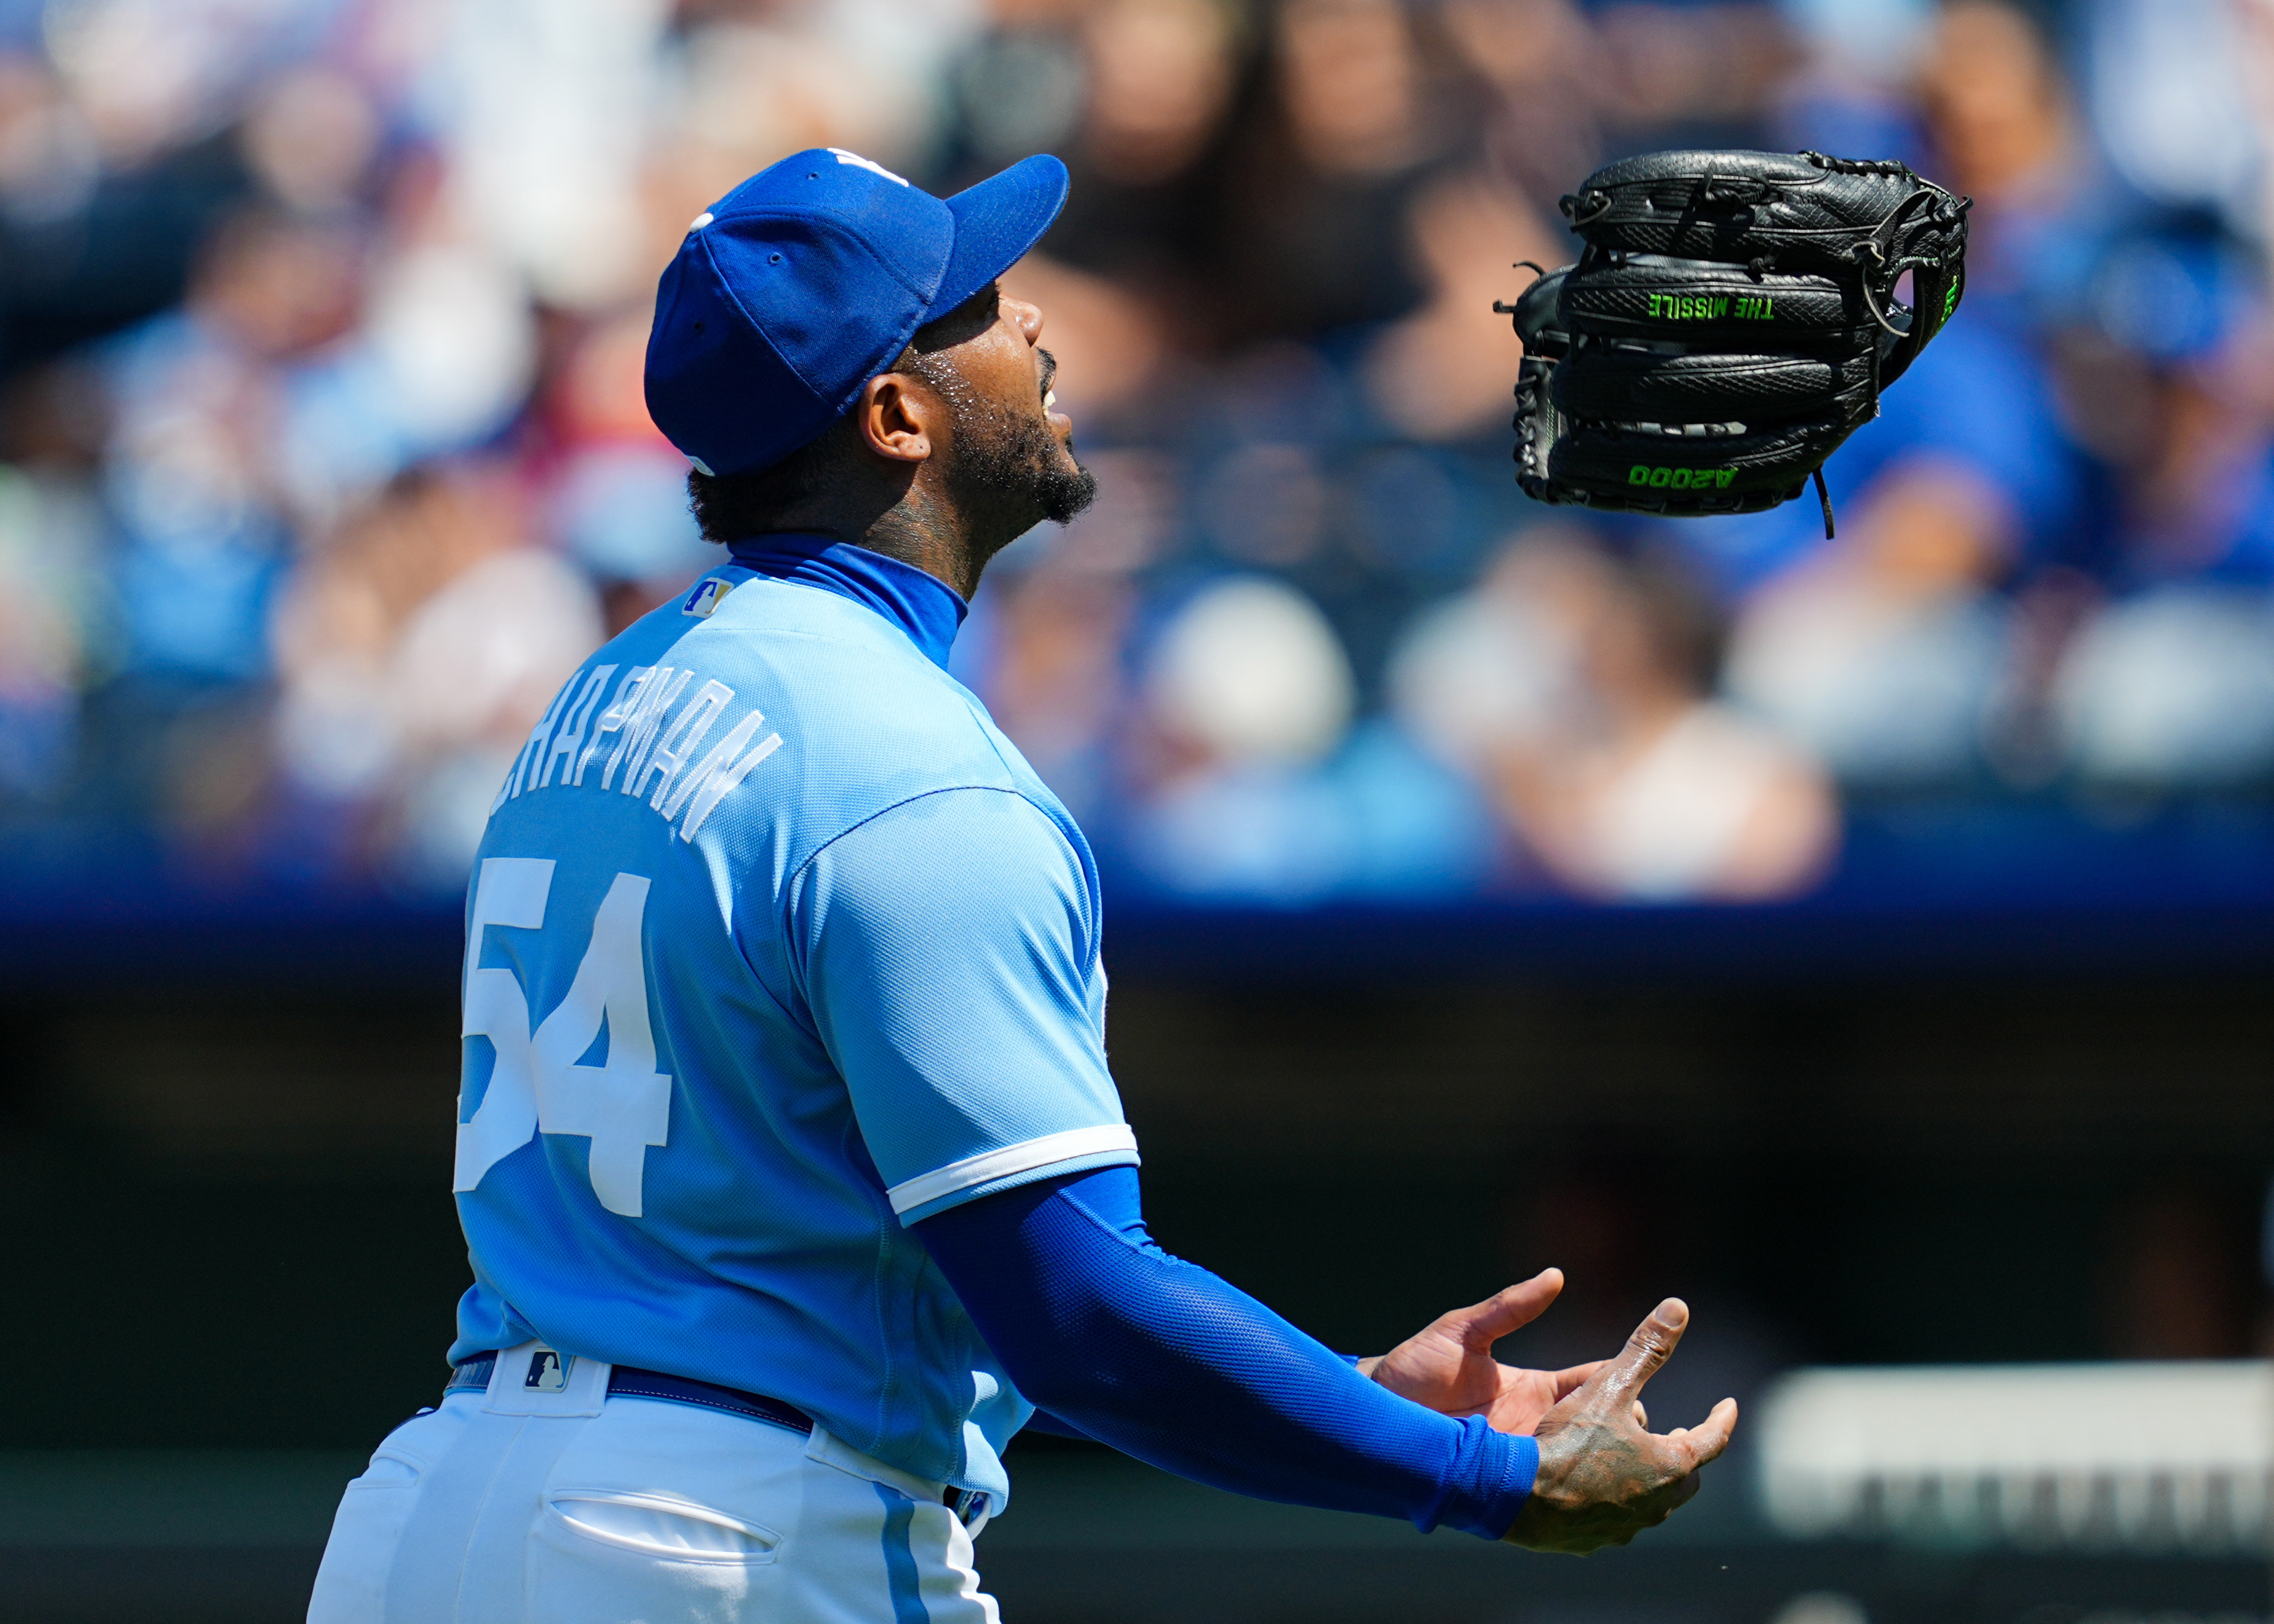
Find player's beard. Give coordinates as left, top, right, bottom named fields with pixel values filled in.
left=921, top=347, right=1098, bottom=544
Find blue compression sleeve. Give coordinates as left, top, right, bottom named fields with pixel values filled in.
left=1020, top=1408, right=1094, bottom=1441
left=914, top=1166, right=1536, bottom=1538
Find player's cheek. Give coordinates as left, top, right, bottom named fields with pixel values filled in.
left=970, top=347, right=1030, bottom=411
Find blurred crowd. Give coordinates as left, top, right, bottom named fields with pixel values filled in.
left=0, top=0, right=2269, bottom=905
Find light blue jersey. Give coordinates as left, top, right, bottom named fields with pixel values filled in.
left=448, top=536, right=1139, bottom=1508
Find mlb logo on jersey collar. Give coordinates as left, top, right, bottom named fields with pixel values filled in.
left=681, top=577, right=733, bottom=618
left=481, top=1341, right=609, bottom=1417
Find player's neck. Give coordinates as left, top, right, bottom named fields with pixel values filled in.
left=857, top=487, right=997, bottom=602
left=766, top=454, right=1025, bottom=601
left=801, top=463, right=1027, bottom=601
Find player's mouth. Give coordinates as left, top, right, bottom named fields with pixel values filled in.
left=1039, top=349, right=1071, bottom=437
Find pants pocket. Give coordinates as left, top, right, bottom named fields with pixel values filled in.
left=545, top=1489, right=782, bottom=1560
left=529, top=1491, right=780, bottom=1624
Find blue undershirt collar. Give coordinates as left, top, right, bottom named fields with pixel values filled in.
left=726, top=533, right=967, bottom=671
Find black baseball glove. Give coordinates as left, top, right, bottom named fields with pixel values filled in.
left=1505, top=149, right=1970, bottom=535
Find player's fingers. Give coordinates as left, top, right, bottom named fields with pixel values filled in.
left=1633, top=1399, right=1648, bottom=1429
left=1550, top=1360, right=1604, bottom=1400
left=1458, top=1270, right=1564, bottom=1347
left=1590, top=1298, right=1690, bottom=1406
left=1663, top=1398, right=1739, bottom=1471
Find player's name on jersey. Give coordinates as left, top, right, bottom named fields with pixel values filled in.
left=491, top=662, right=784, bottom=841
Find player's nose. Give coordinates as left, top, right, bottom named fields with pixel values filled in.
left=1002, top=291, right=1044, bottom=348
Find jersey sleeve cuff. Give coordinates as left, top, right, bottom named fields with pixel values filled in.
left=1428, top=1419, right=1540, bottom=1540
left=887, top=1124, right=1141, bottom=1224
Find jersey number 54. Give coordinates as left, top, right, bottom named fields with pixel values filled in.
left=453, top=857, right=672, bottom=1217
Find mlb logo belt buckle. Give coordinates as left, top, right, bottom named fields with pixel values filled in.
left=526, top=1349, right=572, bottom=1393
left=481, top=1342, right=609, bottom=1417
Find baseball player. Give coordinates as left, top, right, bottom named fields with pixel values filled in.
left=307, top=148, right=1736, bottom=1624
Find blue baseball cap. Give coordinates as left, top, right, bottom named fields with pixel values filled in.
left=644, top=148, right=1069, bottom=478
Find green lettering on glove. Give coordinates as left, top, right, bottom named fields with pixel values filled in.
left=1629, top=466, right=1737, bottom=489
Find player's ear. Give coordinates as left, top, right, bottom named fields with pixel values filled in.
left=852, top=369, right=938, bottom=467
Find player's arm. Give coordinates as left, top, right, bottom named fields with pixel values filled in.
left=915, top=1164, right=1532, bottom=1535
left=916, top=1163, right=1733, bottom=1550
left=1032, top=1302, right=1594, bottom=1473
left=792, top=787, right=1730, bottom=1549
left=1016, top=1408, right=1095, bottom=1441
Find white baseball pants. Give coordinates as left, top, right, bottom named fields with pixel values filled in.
left=307, top=1342, right=1000, bottom=1624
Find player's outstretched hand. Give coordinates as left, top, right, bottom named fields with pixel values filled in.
left=1360, top=1269, right=1604, bottom=1435
left=1502, top=1298, right=1737, bottom=1556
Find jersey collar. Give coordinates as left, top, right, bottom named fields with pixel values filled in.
left=724, top=533, right=968, bottom=671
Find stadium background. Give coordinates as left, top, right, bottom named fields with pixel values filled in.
left=0, top=0, right=2269, bottom=1619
